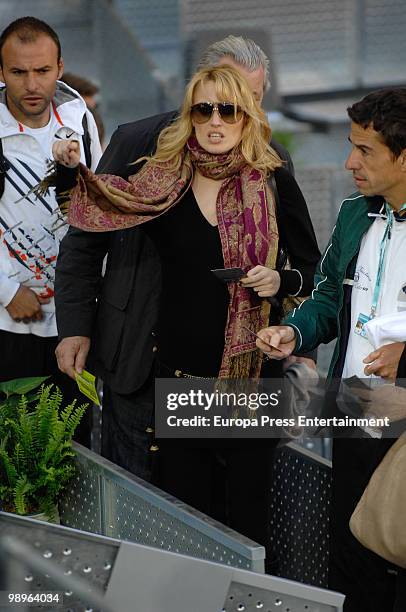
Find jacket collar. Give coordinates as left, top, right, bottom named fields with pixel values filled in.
left=0, top=81, right=87, bottom=137
left=365, top=195, right=385, bottom=213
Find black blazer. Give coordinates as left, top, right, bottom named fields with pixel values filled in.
left=55, top=112, right=312, bottom=394
left=55, top=112, right=173, bottom=394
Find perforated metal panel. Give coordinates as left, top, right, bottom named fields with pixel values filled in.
left=112, top=0, right=182, bottom=80
left=0, top=516, right=344, bottom=612
left=102, top=479, right=252, bottom=568
left=60, top=445, right=265, bottom=573
left=92, top=0, right=177, bottom=134
left=363, top=0, right=406, bottom=85
left=59, top=444, right=334, bottom=586
left=113, top=0, right=179, bottom=46
left=182, top=0, right=356, bottom=95
left=0, top=512, right=118, bottom=612
left=58, top=454, right=103, bottom=536
left=0, top=0, right=89, bottom=23
left=295, top=166, right=355, bottom=250
left=295, top=166, right=337, bottom=251
left=223, top=581, right=339, bottom=612
left=270, top=446, right=332, bottom=588
left=182, top=0, right=406, bottom=96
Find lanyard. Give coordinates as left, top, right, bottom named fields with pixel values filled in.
left=370, top=201, right=406, bottom=317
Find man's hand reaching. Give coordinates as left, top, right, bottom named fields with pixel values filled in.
left=52, top=140, right=81, bottom=168
left=255, top=325, right=297, bottom=360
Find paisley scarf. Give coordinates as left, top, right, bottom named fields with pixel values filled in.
left=68, top=137, right=279, bottom=378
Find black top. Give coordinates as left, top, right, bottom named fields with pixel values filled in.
left=56, top=161, right=320, bottom=380
left=143, top=188, right=229, bottom=376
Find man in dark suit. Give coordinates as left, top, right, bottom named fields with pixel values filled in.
left=54, top=36, right=295, bottom=479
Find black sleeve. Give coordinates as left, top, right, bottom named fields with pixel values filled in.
left=97, top=111, right=178, bottom=179
left=270, top=138, right=295, bottom=176
left=54, top=165, right=108, bottom=340
left=55, top=112, right=176, bottom=340
left=274, top=166, right=321, bottom=297
left=54, top=126, right=137, bottom=339
left=55, top=163, right=78, bottom=209
left=96, top=125, right=143, bottom=178
left=55, top=227, right=108, bottom=338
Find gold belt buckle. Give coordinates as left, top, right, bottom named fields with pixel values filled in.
left=173, top=367, right=214, bottom=379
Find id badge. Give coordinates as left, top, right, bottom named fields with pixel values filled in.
left=354, top=312, right=372, bottom=338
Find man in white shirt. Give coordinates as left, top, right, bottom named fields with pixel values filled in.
left=0, top=17, right=101, bottom=444
left=256, top=88, right=406, bottom=611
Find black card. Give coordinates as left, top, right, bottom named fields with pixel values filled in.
left=211, top=267, right=246, bottom=283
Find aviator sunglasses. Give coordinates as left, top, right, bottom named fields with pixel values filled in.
left=190, top=102, right=244, bottom=124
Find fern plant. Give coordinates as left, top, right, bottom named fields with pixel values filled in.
left=0, top=376, right=49, bottom=439
left=0, top=379, right=88, bottom=520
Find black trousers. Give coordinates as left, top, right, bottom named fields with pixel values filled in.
left=330, top=438, right=406, bottom=612
left=101, top=371, right=156, bottom=481
left=153, top=359, right=280, bottom=573
left=0, top=330, right=91, bottom=447
left=156, top=437, right=279, bottom=573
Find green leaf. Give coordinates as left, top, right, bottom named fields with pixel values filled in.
left=0, top=447, right=18, bottom=486
left=14, top=475, right=34, bottom=515
left=0, top=377, right=50, bottom=397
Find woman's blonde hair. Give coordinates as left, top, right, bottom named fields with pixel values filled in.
left=140, top=65, right=282, bottom=174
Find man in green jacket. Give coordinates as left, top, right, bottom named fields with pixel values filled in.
left=257, top=88, right=406, bottom=611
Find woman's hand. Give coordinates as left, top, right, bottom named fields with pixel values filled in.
left=241, top=265, right=281, bottom=297
left=52, top=140, right=81, bottom=168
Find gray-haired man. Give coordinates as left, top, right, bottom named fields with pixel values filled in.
left=198, top=34, right=271, bottom=102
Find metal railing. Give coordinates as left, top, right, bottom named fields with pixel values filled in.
left=59, top=442, right=266, bottom=573
left=0, top=442, right=338, bottom=610
left=0, top=509, right=344, bottom=612
left=58, top=442, right=332, bottom=585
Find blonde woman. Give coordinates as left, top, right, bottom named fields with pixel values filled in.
left=54, top=65, right=319, bottom=571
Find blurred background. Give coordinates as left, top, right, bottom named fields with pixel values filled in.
left=1, top=0, right=406, bottom=371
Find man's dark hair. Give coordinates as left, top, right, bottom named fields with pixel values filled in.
left=347, top=88, right=406, bottom=158
left=0, top=16, right=61, bottom=67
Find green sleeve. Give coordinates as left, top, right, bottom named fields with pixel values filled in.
left=284, top=209, right=344, bottom=352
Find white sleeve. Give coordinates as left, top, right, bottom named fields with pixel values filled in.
left=84, top=109, right=103, bottom=171
left=364, top=312, right=406, bottom=348
left=0, top=272, right=19, bottom=307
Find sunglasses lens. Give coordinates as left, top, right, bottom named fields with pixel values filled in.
left=218, top=103, right=242, bottom=124
left=191, top=103, right=213, bottom=123
left=191, top=103, right=243, bottom=124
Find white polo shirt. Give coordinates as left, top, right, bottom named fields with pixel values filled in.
left=342, top=206, right=406, bottom=379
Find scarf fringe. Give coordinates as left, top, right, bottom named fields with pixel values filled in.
left=17, top=160, right=57, bottom=203
left=227, top=349, right=263, bottom=379
left=216, top=353, right=261, bottom=418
